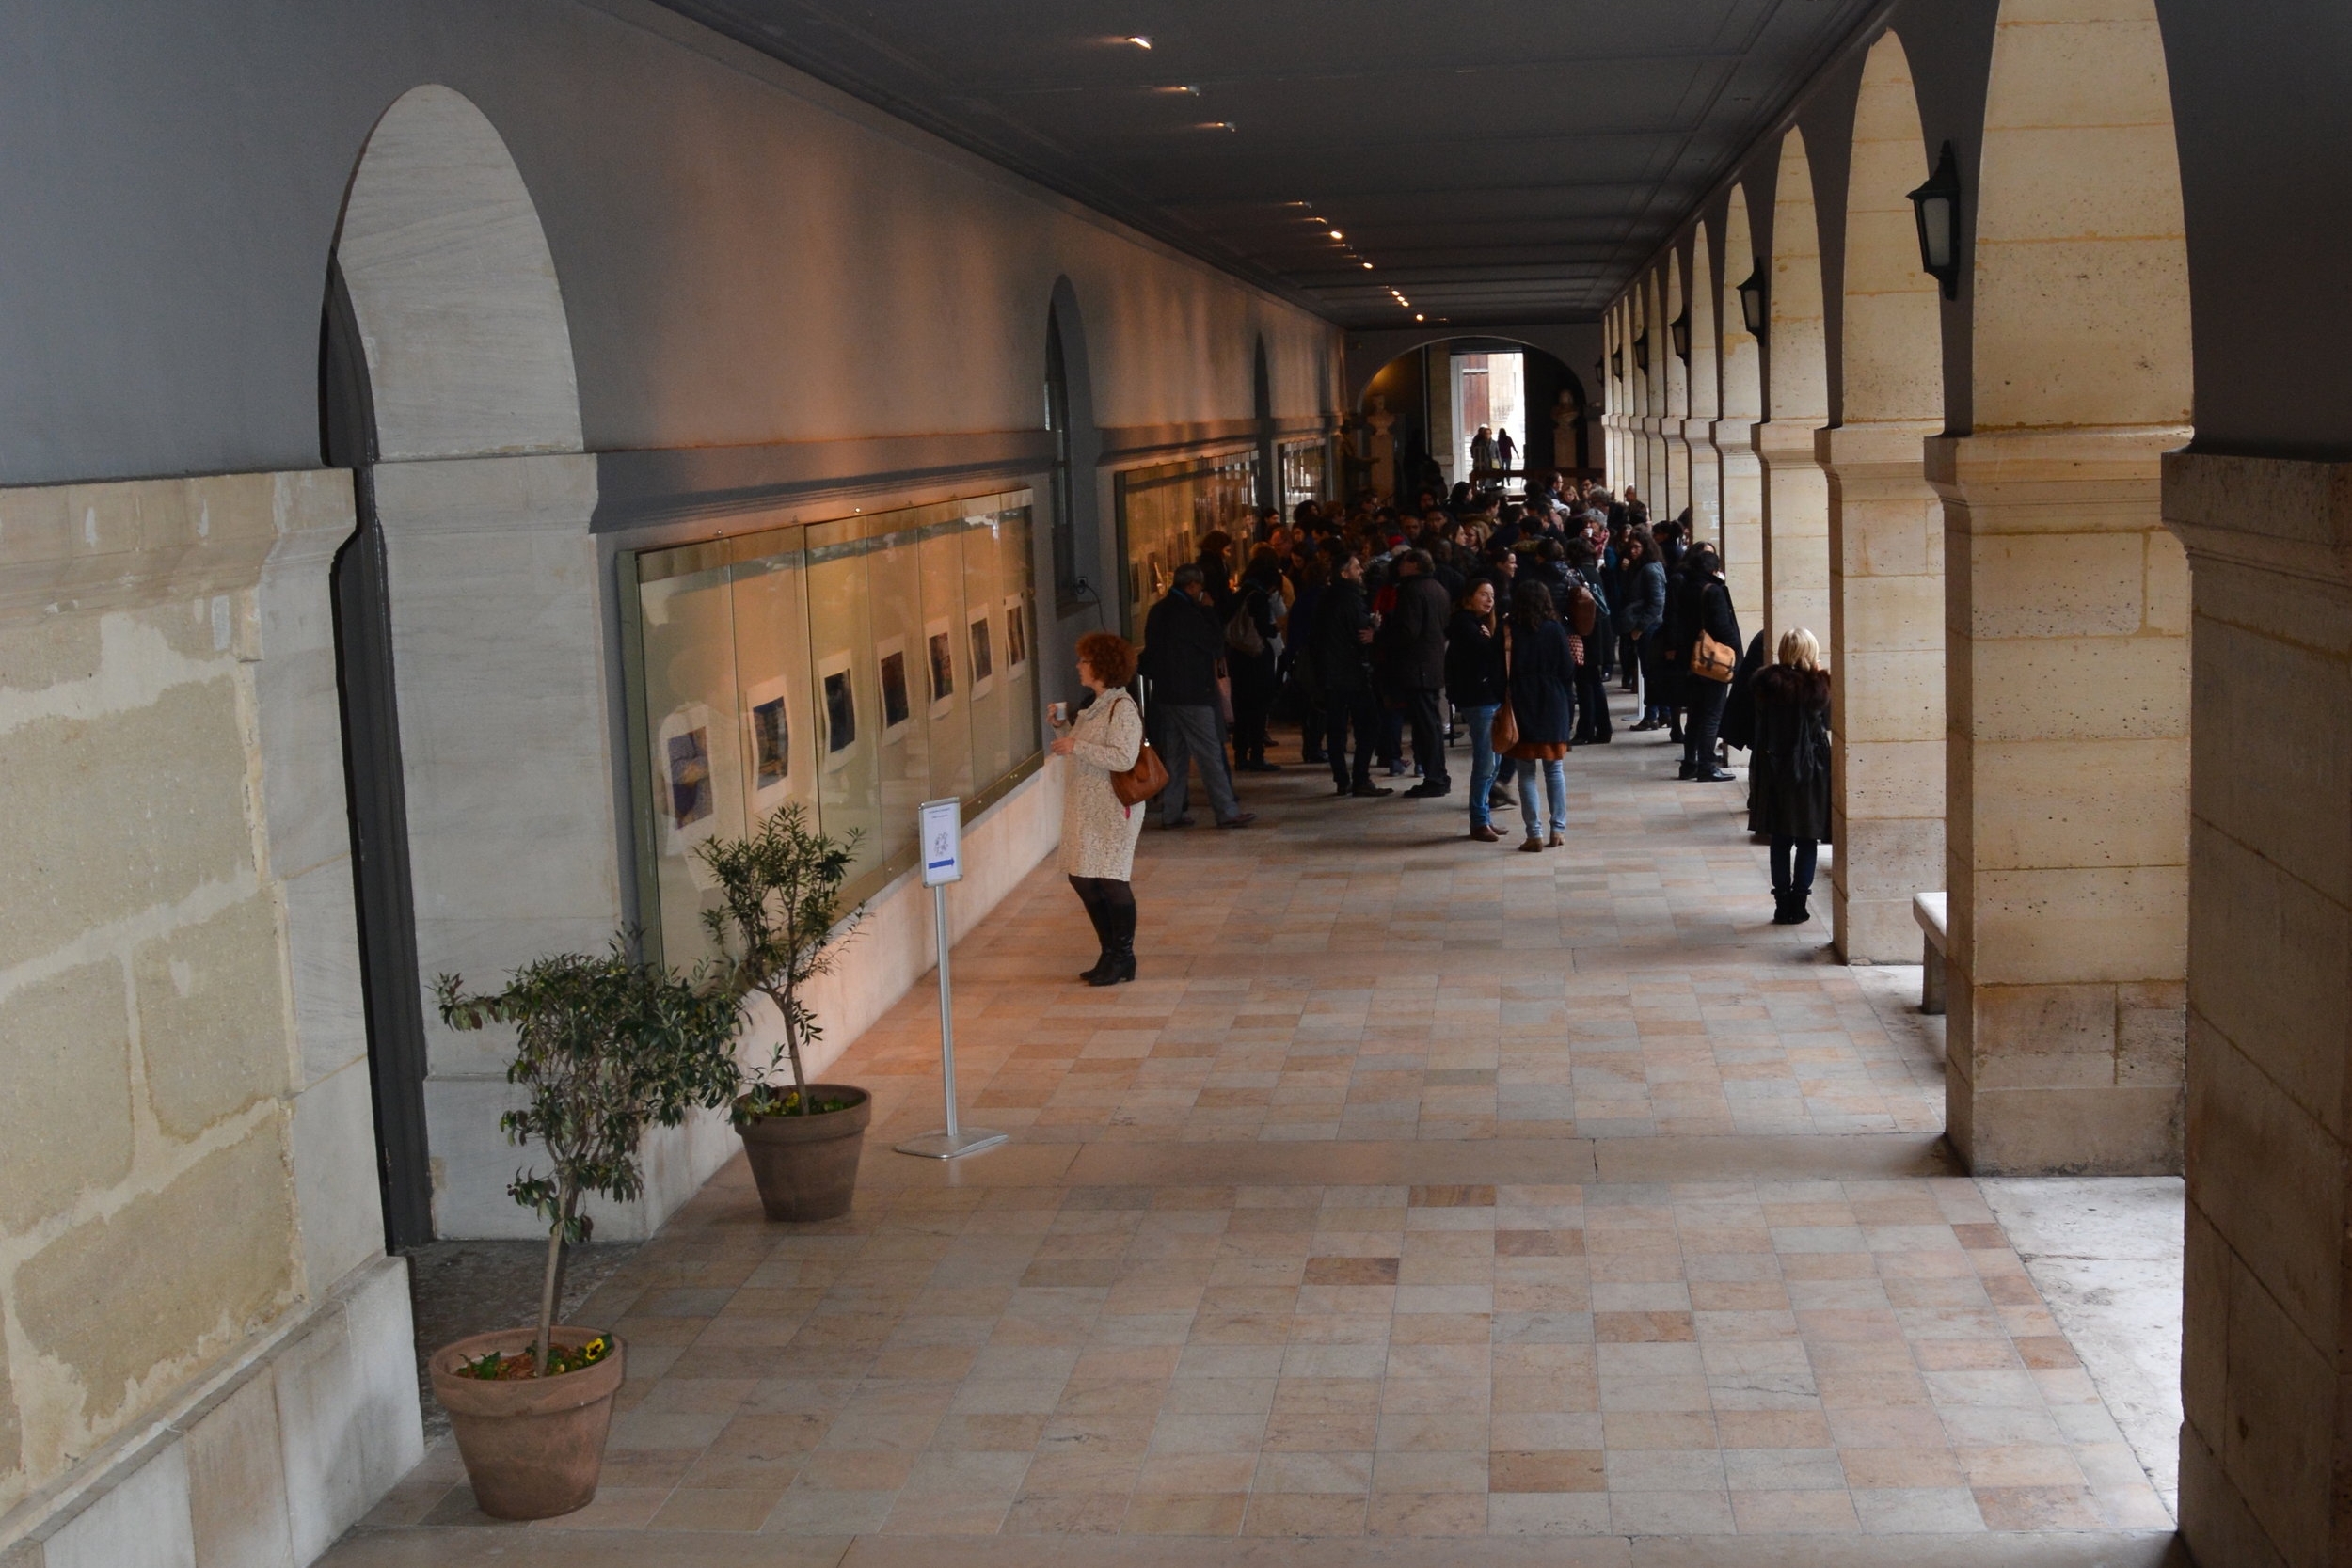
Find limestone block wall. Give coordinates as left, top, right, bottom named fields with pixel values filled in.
left=1931, top=429, right=2190, bottom=1175
left=2166, top=451, right=2352, bottom=1568
left=0, top=470, right=419, bottom=1554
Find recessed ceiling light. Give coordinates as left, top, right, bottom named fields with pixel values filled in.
left=1327, top=230, right=1343, bottom=241
left=1157, top=84, right=1200, bottom=95
left=1124, top=35, right=1152, bottom=49
left=1415, top=314, right=1425, bottom=322
left=1200, top=120, right=1236, bottom=132
left=1361, top=261, right=1374, bottom=270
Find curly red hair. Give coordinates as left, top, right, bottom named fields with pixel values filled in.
left=1075, top=630, right=1136, bottom=687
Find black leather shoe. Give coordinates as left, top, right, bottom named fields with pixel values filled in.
left=1696, top=766, right=1736, bottom=783
left=1404, top=783, right=1449, bottom=799
left=1350, top=784, right=1395, bottom=798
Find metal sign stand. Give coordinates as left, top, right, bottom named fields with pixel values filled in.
left=895, top=798, right=1007, bottom=1161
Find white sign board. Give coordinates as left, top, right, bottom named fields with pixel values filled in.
left=920, top=798, right=963, bottom=886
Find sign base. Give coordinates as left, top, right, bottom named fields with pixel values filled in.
left=894, top=1128, right=1009, bottom=1161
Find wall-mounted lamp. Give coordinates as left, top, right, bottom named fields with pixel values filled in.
left=1610, top=349, right=1624, bottom=380
left=1737, top=261, right=1768, bottom=337
left=1907, top=141, right=1964, bottom=300
left=1632, top=335, right=1649, bottom=374
left=1669, top=309, right=1691, bottom=362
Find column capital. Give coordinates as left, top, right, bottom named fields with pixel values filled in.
left=2165, top=449, right=2352, bottom=590
left=1924, top=425, right=2188, bottom=495
left=1753, top=419, right=1825, bottom=466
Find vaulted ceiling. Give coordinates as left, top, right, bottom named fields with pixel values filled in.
left=654, top=0, right=1881, bottom=329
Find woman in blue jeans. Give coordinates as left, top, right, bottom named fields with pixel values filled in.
left=1503, top=577, right=1577, bottom=851
left=1445, top=578, right=1515, bottom=841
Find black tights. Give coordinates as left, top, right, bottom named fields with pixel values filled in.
left=1069, top=876, right=1136, bottom=955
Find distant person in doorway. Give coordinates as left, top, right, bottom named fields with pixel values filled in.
left=1470, top=425, right=1498, bottom=478
left=1749, top=628, right=1833, bottom=925
left=1496, top=426, right=1518, bottom=474
left=1139, top=564, right=1256, bottom=829
left=1050, top=632, right=1149, bottom=984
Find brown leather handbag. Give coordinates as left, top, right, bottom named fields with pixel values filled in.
left=1690, top=629, right=1737, bottom=684
left=1107, top=693, right=1170, bottom=806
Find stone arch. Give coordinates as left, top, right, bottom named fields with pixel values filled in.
left=1934, top=0, right=2193, bottom=1183
left=333, top=85, right=582, bottom=461
left=1760, top=128, right=1831, bottom=644
left=1717, top=185, right=1766, bottom=634
left=1974, top=1, right=2191, bottom=430
left=1822, top=28, right=1950, bottom=963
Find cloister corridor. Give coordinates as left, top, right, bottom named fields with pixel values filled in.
left=325, top=705, right=2186, bottom=1566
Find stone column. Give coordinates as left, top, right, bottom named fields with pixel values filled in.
left=1820, top=422, right=1945, bottom=961
left=2165, top=451, right=2352, bottom=1568
left=1684, top=417, right=1721, bottom=546
left=1930, top=427, right=2189, bottom=1175
left=1663, top=422, right=1691, bottom=524
left=1713, top=419, right=1765, bottom=639
left=1756, top=418, right=1830, bottom=641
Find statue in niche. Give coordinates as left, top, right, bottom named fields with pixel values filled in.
left=1553, top=389, right=1581, bottom=474
left=1365, top=393, right=1397, bottom=499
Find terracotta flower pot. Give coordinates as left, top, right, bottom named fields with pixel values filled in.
left=737, top=1084, right=870, bottom=1221
left=431, top=1328, right=626, bottom=1520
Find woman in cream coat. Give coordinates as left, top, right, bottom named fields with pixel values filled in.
left=1050, top=630, right=1149, bottom=985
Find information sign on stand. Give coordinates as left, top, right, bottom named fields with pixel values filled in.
left=896, top=798, right=1008, bottom=1161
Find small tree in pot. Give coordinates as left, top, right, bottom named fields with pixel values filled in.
left=429, top=941, right=740, bottom=1520
left=696, top=803, right=870, bottom=1221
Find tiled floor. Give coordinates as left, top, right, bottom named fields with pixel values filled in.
left=332, top=708, right=2176, bottom=1566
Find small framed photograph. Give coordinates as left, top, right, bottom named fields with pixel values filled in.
left=744, top=675, right=794, bottom=805
left=967, top=611, right=995, bottom=698
left=818, top=652, right=857, bottom=769
left=876, top=635, right=912, bottom=739
left=925, top=618, right=956, bottom=717
left=1002, top=593, right=1028, bottom=669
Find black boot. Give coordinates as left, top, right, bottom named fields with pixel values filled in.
left=1090, top=898, right=1138, bottom=985
left=1074, top=882, right=1115, bottom=981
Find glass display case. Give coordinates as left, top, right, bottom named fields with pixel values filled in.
left=623, top=491, right=1041, bottom=962
left=1113, top=451, right=1259, bottom=635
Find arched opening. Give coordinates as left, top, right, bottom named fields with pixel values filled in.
left=1357, top=337, right=1586, bottom=504
left=1822, top=28, right=1949, bottom=964
left=1761, top=126, right=1831, bottom=647
left=1719, top=185, right=1767, bottom=636
left=326, top=85, right=610, bottom=1242
left=1044, top=278, right=1102, bottom=611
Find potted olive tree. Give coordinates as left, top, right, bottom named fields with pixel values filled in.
left=696, top=803, right=870, bottom=1221
left=429, top=942, right=740, bottom=1520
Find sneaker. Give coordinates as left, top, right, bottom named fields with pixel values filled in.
left=1350, top=784, right=1395, bottom=799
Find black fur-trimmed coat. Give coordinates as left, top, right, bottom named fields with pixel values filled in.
left=1748, top=665, right=1832, bottom=842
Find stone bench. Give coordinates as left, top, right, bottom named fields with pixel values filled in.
left=1914, top=891, right=1948, bottom=1015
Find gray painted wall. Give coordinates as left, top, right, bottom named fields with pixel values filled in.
left=0, top=0, right=1337, bottom=487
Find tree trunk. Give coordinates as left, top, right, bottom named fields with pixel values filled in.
left=535, top=1185, right=577, bottom=1374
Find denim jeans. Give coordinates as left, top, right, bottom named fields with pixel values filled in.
left=1518, top=758, right=1567, bottom=838
left=1770, top=836, right=1819, bottom=894
left=1463, top=705, right=1506, bottom=828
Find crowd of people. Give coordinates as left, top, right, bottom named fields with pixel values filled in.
left=1052, top=472, right=1836, bottom=984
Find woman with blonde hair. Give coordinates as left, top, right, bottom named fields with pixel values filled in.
left=1050, top=631, right=1149, bottom=983
left=1750, top=627, right=1832, bottom=924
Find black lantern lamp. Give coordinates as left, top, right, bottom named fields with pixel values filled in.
left=1633, top=335, right=1649, bottom=374
left=1669, top=309, right=1691, bottom=362
left=1907, top=140, right=1963, bottom=299
left=1611, top=348, right=1624, bottom=380
left=1737, top=261, right=1767, bottom=337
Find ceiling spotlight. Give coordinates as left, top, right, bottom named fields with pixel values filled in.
left=1199, top=120, right=1236, bottom=132
left=1284, top=200, right=1311, bottom=208
left=1327, top=230, right=1344, bottom=242
left=1156, top=84, right=1200, bottom=95
left=1124, top=35, right=1152, bottom=48
left=1415, top=313, right=1425, bottom=322
left=1361, top=261, right=1374, bottom=270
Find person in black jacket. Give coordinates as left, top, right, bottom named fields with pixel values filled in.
left=1379, top=549, right=1454, bottom=798
left=1314, top=552, right=1391, bottom=798
left=1138, top=564, right=1255, bottom=829
left=1750, top=628, right=1833, bottom=924
left=1446, top=578, right=1514, bottom=841
left=1504, top=577, right=1576, bottom=851
left=1564, top=539, right=1613, bottom=745
left=1617, top=528, right=1671, bottom=729
left=1673, top=545, right=1742, bottom=783
left=1228, top=546, right=1284, bottom=773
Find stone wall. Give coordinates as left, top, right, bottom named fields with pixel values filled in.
left=0, top=469, right=416, bottom=1552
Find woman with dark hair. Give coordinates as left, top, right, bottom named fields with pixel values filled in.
left=1617, top=527, right=1671, bottom=730
left=1446, top=577, right=1514, bottom=841
left=1673, top=544, right=1742, bottom=783
left=1750, top=628, right=1833, bottom=924
left=1504, top=576, right=1576, bottom=851
left=1049, top=631, right=1149, bottom=984
left=1194, top=531, right=1237, bottom=620
left=1229, top=546, right=1284, bottom=772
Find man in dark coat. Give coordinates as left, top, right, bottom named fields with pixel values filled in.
left=1379, top=548, right=1454, bottom=798
left=1314, top=552, right=1390, bottom=798
left=1138, top=563, right=1255, bottom=829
